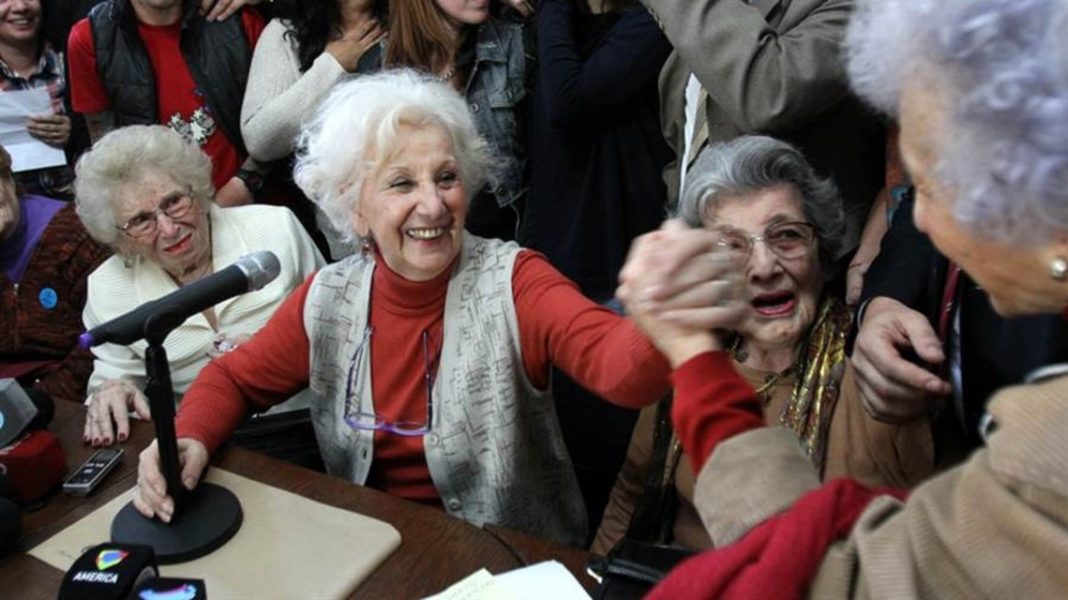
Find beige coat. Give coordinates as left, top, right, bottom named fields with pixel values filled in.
left=696, top=370, right=1068, bottom=598
left=643, top=0, right=884, bottom=253
left=592, top=360, right=934, bottom=555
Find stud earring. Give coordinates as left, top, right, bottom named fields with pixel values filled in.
left=1050, top=256, right=1068, bottom=281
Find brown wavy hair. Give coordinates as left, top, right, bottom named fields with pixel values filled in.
left=384, top=0, right=457, bottom=74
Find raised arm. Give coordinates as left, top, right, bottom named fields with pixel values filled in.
left=640, top=0, right=853, bottom=132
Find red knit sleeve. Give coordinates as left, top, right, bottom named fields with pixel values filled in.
left=174, top=272, right=316, bottom=453
left=671, top=351, right=765, bottom=473
left=512, top=251, right=670, bottom=408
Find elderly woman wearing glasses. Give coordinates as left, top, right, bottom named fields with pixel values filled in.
left=127, top=69, right=730, bottom=546
left=75, top=125, right=323, bottom=448
left=592, top=135, right=935, bottom=555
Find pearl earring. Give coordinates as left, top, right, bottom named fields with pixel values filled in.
left=1050, top=256, right=1068, bottom=281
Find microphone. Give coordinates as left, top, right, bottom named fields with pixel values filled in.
left=58, top=543, right=158, bottom=600
left=79, top=251, right=281, bottom=349
left=0, top=379, right=53, bottom=448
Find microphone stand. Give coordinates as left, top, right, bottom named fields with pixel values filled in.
left=110, top=311, right=243, bottom=564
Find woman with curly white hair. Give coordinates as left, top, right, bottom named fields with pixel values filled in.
left=76, top=125, right=323, bottom=448
left=614, top=0, right=1068, bottom=596
left=128, top=69, right=732, bottom=546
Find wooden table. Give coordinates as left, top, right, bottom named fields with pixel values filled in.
left=0, top=401, right=596, bottom=599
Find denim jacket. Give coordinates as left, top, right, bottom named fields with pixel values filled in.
left=464, top=18, right=531, bottom=208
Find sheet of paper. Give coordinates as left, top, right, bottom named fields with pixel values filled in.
left=423, top=568, right=518, bottom=600
left=495, top=561, right=591, bottom=600
left=0, top=88, right=66, bottom=172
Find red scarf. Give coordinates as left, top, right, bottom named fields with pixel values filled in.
left=647, top=479, right=908, bottom=600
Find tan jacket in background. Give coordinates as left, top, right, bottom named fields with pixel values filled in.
left=643, top=0, right=884, bottom=254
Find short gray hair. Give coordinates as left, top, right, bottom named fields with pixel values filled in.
left=74, top=125, right=214, bottom=247
left=678, top=135, right=845, bottom=269
left=293, top=69, right=494, bottom=244
left=846, top=0, right=1068, bottom=244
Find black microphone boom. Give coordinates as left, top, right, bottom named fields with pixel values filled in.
left=79, top=251, right=280, bottom=349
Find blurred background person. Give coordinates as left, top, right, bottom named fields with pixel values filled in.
left=641, top=0, right=885, bottom=268
left=0, top=144, right=107, bottom=401
left=594, top=136, right=932, bottom=555
left=74, top=125, right=322, bottom=448
left=128, top=71, right=735, bottom=546
left=524, top=0, right=673, bottom=539
left=240, top=0, right=386, bottom=259
left=385, top=0, right=531, bottom=242
left=618, top=0, right=1068, bottom=596
left=67, top=0, right=267, bottom=207
left=0, top=0, right=83, bottom=200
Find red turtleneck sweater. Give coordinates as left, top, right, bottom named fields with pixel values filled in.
left=176, top=250, right=669, bottom=504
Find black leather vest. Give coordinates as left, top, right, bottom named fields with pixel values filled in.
left=87, top=0, right=250, bottom=154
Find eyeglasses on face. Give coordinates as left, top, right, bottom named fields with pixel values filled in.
left=713, top=221, right=817, bottom=261
left=343, top=326, right=436, bottom=437
left=117, top=190, right=195, bottom=238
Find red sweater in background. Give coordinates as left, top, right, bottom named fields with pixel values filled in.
left=176, top=250, right=669, bottom=504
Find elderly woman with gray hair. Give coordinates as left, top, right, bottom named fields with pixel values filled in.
left=126, top=69, right=732, bottom=547
left=615, top=0, right=1068, bottom=596
left=592, top=135, right=933, bottom=555
left=76, top=125, right=323, bottom=449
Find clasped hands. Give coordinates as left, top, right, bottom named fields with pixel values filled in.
left=617, top=219, right=748, bottom=368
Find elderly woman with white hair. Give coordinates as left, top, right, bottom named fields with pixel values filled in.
left=615, top=0, right=1068, bottom=596
left=76, top=125, right=323, bottom=448
left=128, top=69, right=730, bottom=547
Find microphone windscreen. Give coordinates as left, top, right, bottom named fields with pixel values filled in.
left=0, top=378, right=38, bottom=448
left=0, top=497, right=18, bottom=556
left=237, top=250, right=281, bottom=290
left=58, top=543, right=158, bottom=600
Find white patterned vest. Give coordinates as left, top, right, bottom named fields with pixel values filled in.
left=303, top=233, right=587, bottom=546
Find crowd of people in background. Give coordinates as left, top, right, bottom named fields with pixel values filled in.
left=4, top=0, right=1068, bottom=596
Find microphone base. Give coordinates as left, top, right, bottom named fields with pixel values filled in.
left=111, top=483, right=242, bottom=564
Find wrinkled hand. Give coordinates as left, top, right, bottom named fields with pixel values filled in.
left=617, top=219, right=747, bottom=367
left=325, top=17, right=385, bottom=72
left=500, top=0, right=535, bottom=17
left=26, top=114, right=71, bottom=147
left=132, top=438, right=209, bottom=523
left=853, top=297, right=953, bottom=422
left=199, top=0, right=261, bottom=22
left=85, top=378, right=151, bottom=447
left=215, top=175, right=254, bottom=207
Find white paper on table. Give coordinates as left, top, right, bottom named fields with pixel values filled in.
left=495, top=561, right=592, bottom=600
left=0, top=88, right=66, bottom=172
left=423, top=569, right=518, bottom=600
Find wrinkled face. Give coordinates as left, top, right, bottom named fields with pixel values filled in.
left=113, top=171, right=211, bottom=280
left=434, top=0, right=490, bottom=29
left=0, top=0, right=41, bottom=47
left=355, top=123, right=468, bottom=282
left=0, top=175, right=17, bottom=241
left=704, top=185, right=823, bottom=352
left=900, top=83, right=1063, bottom=316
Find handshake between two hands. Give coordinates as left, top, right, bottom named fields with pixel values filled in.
left=616, top=219, right=748, bottom=368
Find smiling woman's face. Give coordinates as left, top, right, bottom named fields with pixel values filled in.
left=354, top=122, right=468, bottom=281
left=113, top=170, right=211, bottom=279
left=704, top=184, right=824, bottom=353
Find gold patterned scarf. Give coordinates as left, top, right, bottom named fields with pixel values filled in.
left=777, top=297, right=852, bottom=474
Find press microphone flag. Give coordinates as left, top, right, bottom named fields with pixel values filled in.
left=79, top=251, right=281, bottom=349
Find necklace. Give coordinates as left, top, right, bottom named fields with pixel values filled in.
left=439, top=66, right=457, bottom=83
left=754, top=371, right=788, bottom=405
